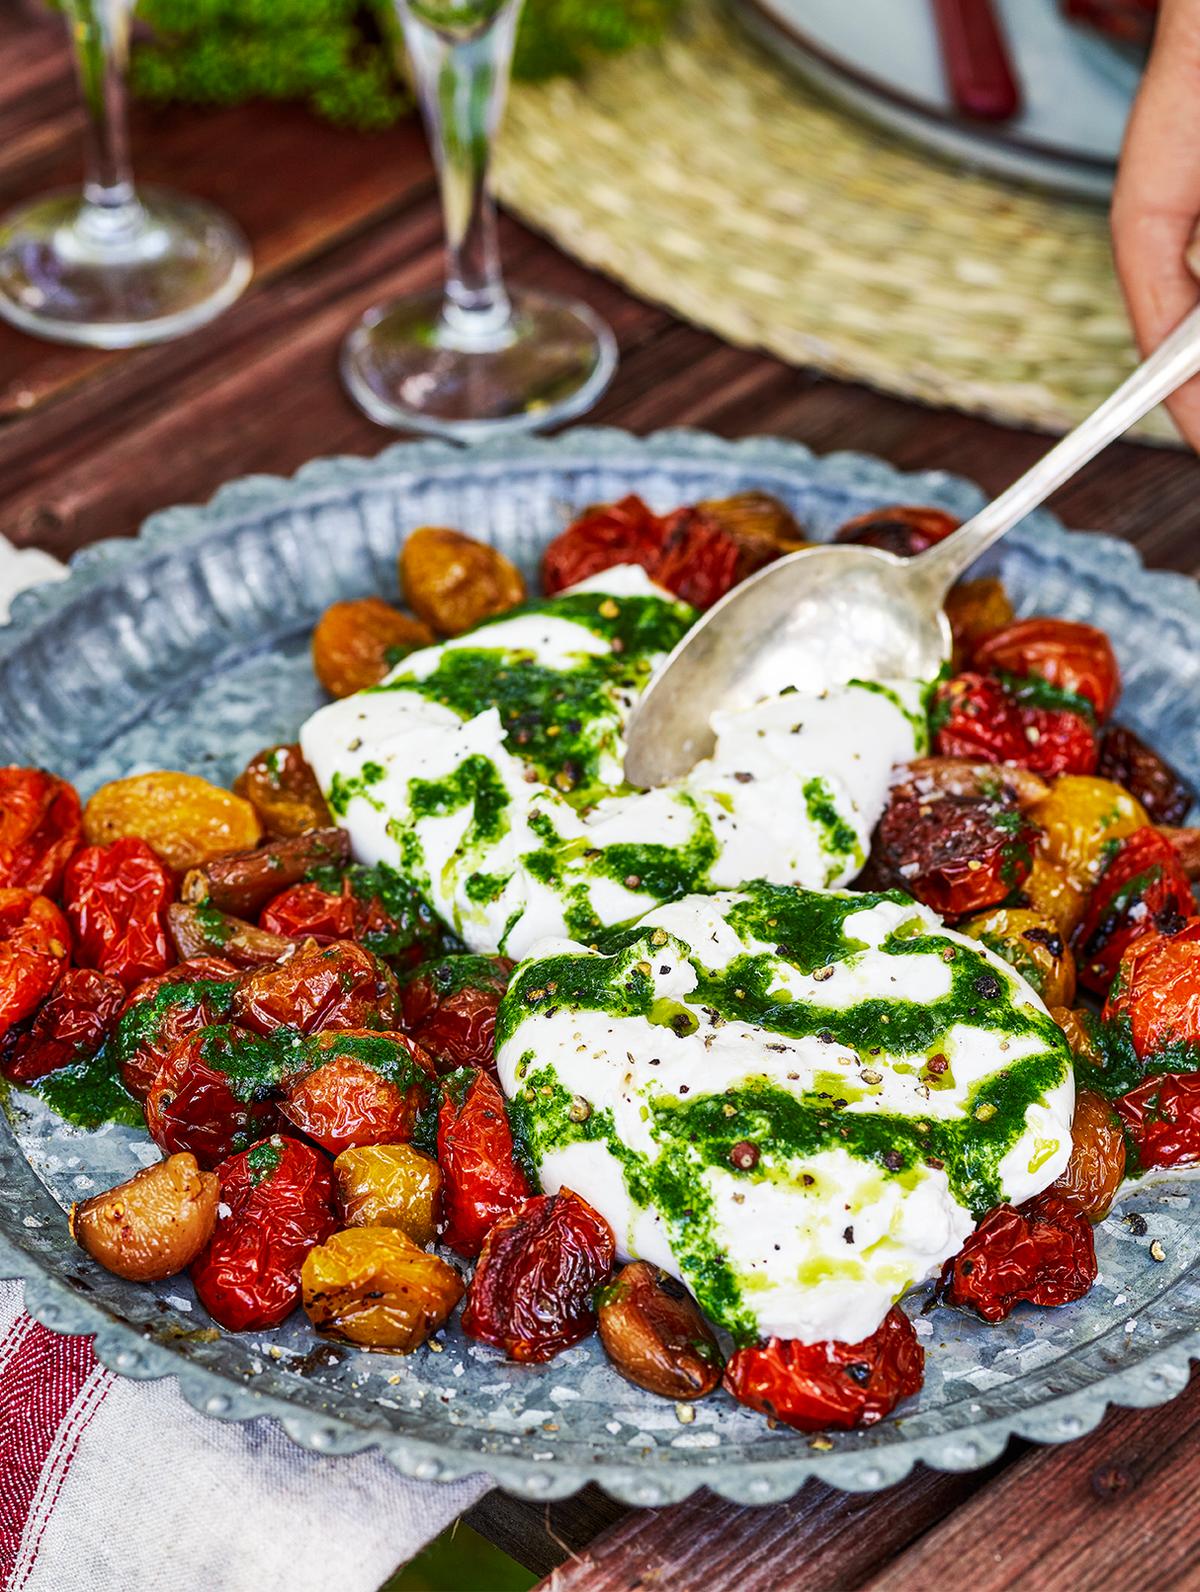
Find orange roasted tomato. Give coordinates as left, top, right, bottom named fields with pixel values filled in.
left=436, top=1068, right=531, bottom=1257
left=1045, top=1089, right=1126, bottom=1220
left=231, top=940, right=399, bottom=1037
left=302, top=1226, right=463, bottom=1352
left=1103, top=919, right=1200, bottom=1059
left=234, top=744, right=332, bottom=838
left=1030, top=775, right=1149, bottom=890
left=462, top=1189, right=615, bottom=1363
left=0, top=889, right=71, bottom=1042
left=722, top=1308, right=925, bottom=1431
left=944, top=577, right=1015, bottom=667
left=334, top=1143, right=441, bottom=1244
left=938, top=1192, right=1096, bottom=1322
left=962, top=908, right=1076, bottom=1008
left=312, top=597, right=434, bottom=698
left=1073, top=827, right=1195, bottom=997
left=0, top=768, right=82, bottom=896
left=83, top=771, right=262, bottom=873
left=972, top=618, right=1121, bottom=720
left=398, top=954, right=513, bottom=1075
left=280, top=1030, right=435, bottom=1155
left=400, top=527, right=526, bottom=637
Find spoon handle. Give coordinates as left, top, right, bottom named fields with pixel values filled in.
left=915, top=298, right=1200, bottom=593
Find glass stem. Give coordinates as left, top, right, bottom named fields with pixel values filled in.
left=399, top=1, right=523, bottom=349
left=65, top=0, right=138, bottom=225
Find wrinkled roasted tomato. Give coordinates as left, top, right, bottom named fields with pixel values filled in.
left=1103, top=920, right=1200, bottom=1058
left=962, top=908, right=1076, bottom=1008
left=1048, top=1089, right=1126, bottom=1220
left=0, top=889, right=71, bottom=1041
left=972, top=618, right=1121, bottom=720
left=72, top=1153, right=220, bottom=1282
left=260, top=869, right=446, bottom=973
left=144, top=1025, right=290, bottom=1168
left=191, top=1135, right=336, bottom=1332
left=872, top=789, right=1035, bottom=917
left=83, top=771, right=262, bottom=873
left=312, top=597, right=434, bottom=699
left=939, top=1193, right=1096, bottom=1321
left=280, top=1030, right=435, bottom=1155
left=302, top=1226, right=463, bottom=1352
left=0, top=967, right=124, bottom=1083
left=722, top=1308, right=925, bottom=1430
left=231, top=940, right=399, bottom=1037
left=597, top=1262, right=723, bottom=1398
left=1074, top=828, right=1195, bottom=996
left=63, top=838, right=174, bottom=991
left=1008, top=853, right=1089, bottom=940
left=234, top=744, right=332, bottom=838
left=1115, top=1070, right=1200, bottom=1171
left=0, top=768, right=82, bottom=896
left=1097, top=724, right=1194, bottom=825
left=437, top=1069, right=531, bottom=1257
left=400, top=527, right=526, bottom=637
left=932, top=673, right=1097, bottom=779
left=1030, top=775, right=1149, bottom=890
left=334, top=1143, right=441, bottom=1244
left=834, top=504, right=958, bottom=559
left=398, top=954, right=513, bottom=1074
left=112, top=957, right=239, bottom=1102
left=183, top=828, right=348, bottom=920
left=462, top=1189, right=615, bottom=1363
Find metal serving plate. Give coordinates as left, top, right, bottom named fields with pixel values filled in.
left=2, top=428, right=1199, bottom=1507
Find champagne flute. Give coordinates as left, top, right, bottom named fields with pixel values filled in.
left=341, top=0, right=617, bottom=438
left=0, top=0, right=251, bottom=348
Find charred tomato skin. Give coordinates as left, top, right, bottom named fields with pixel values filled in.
left=939, top=1192, right=1097, bottom=1322
left=1074, top=828, right=1195, bottom=997
left=873, top=789, right=1036, bottom=918
left=1097, top=724, right=1194, bottom=826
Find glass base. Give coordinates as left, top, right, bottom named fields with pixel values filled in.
left=0, top=185, right=252, bottom=348
left=340, top=286, right=618, bottom=439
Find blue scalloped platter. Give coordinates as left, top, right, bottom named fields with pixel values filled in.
left=2, top=428, right=1200, bottom=1507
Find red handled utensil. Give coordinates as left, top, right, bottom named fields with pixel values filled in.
left=932, top=0, right=1022, bottom=121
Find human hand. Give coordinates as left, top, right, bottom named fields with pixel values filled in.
left=1111, top=0, right=1200, bottom=447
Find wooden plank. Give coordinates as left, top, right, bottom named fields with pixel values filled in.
left=865, top=1372, right=1200, bottom=1592
left=528, top=1459, right=1012, bottom=1592
left=465, top=1485, right=631, bottom=1579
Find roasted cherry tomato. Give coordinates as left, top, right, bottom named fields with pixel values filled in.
left=1104, top=919, right=1200, bottom=1060
left=597, top=1262, right=723, bottom=1399
left=398, top=954, right=513, bottom=1074
left=541, top=496, right=670, bottom=597
left=939, top=1192, right=1096, bottom=1321
left=83, top=771, right=262, bottom=873
left=311, top=597, right=434, bottom=698
left=1097, top=724, right=1194, bottom=826
left=182, top=828, right=348, bottom=920
left=1030, top=775, right=1149, bottom=890
left=302, top=1227, right=463, bottom=1352
left=1048, top=1089, right=1126, bottom=1219
left=191, top=1135, right=336, bottom=1332
left=280, top=1030, right=435, bottom=1155
left=144, top=1025, right=292, bottom=1168
left=834, top=504, right=958, bottom=559
left=72, top=1153, right=220, bottom=1283
left=0, top=889, right=71, bottom=1041
left=334, top=1143, right=441, bottom=1244
left=436, top=1068, right=531, bottom=1257
left=260, top=865, right=447, bottom=972
left=63, top=838, right=173, bottom=991
left=1115, top=1070, right=1200, bottom=1171
left=231, top=940, right=399, bottom=1038
left=0, top=768, right=82, bottom=897
left=944, top=577, right=1015, bottom=669
left=462, top=1189, right=615, bottom=1363
left=0, top=967, right=124, bottom=1083
left=695, top=491, right=808, bottom=570
left=1074, top=828, right=1195, bottom=996
left=234, top=744, right=332, bottom=839
left=722, top=1308, right=925, bottom=1431
left=933, top=672, right=1098, bottom=779
left=962, top=908, right=1076, bottom=1007
left=400, top=527, right=526, bottom=637
left=872, top=789, right=1035, bottom=918
left=1007, top=853, right=1089, bottom=940
left=111, top=957, right=239, bottom=1102
left=973, top=618, right=1120, bottom=720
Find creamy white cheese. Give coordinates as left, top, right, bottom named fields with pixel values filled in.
left=496, top=888, right=1074, bottom=1346
left=300, top=566, right=928, bottom=958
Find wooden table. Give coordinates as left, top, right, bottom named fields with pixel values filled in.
left=5, top=9, right=1200, bottom=1590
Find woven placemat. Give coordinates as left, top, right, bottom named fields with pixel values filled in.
left=497, top=0, right=1176, bottom=442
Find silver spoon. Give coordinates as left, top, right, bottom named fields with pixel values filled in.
left=625, top=300, right=1200, bottom=788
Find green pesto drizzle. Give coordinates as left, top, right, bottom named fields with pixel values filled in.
left=847, top=678, right=931, bottom=749
left=803, top=776, right=863, bottom=885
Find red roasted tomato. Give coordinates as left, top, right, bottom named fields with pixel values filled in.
left=63, top=838, right=174, bottom=991
left=191, top=1135, right=336, bottom=1332
left=0, top=768, right=82, bottom=897
left=399, top=954, right=513, bottom=1074
left=259, top=882, right=356, bottom=942
left=932, top=673, right=1097, bottom=778
left=1114, top=1070, right=1200, bottom=1171
left=437, top=1068, right=531, bottom=1257
left=259, top=866, right=445, bottom=972
left=1074, top=828, right=1195, bottom=996
left=938, top=1192, right=1096, bottom=1321
left=834, top=504, right=958, bottom=559
left=872, top=789, right=1036, bottom=918
left=722, top=1308, right=925, bottom=1430
left=144, top=1025, right=292, bottom=1168
left=541, top=497, right=739, bottom=609
left=462, top=1189, right=615, bottom=1362
left=112, top=957, right=239, bottom=1102
left=972, top=618, right=1120, bottom=720
left=1103, top=919, right=1200, bottom=1059
left=231, top=940, right=399, bottom=1037
left=0, top=967, right=125, bottom=1083
left=0, top=889, right=71, bottom=1041
left=280, top=1029, right=435, bottom=1155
